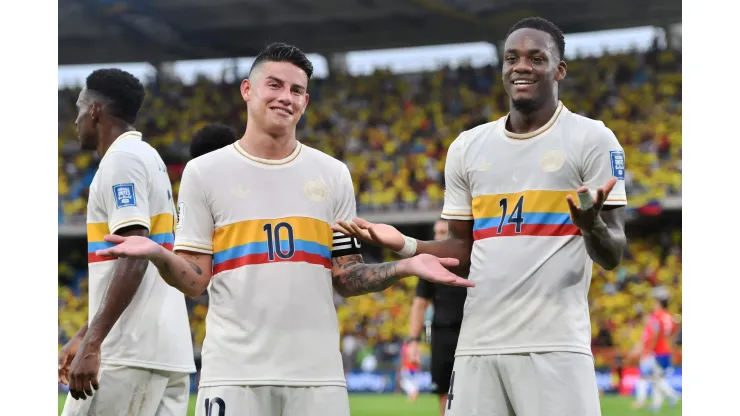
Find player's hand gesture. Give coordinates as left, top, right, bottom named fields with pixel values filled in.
left=565, top=177, right=618, bottom=234
left=332, top=218, right=405, bottom=251
left=403, top=254, right=474, bottom=288
left=406, top=341, right=421, bottom=365
left=58, top=336, right=82, bottom=385
left=95, top=234, right=164, bottom=261
left=67, top=342, right=101, bottom=400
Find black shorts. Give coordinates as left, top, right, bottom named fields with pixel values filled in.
left=430, top=326, right=461, bottom=395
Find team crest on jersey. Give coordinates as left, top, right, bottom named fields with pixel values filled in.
left=610, top=151, right=625, bottom=180
left=176, top=202, right=185, bottom=230
left=112, top=183, right=136, bottom=208
left=540, top=149, right=565, bottom=172
left=303, top=180, right=328, bottom=202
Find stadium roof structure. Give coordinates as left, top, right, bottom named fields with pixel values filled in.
left=59, top=0, right=681, bottom=66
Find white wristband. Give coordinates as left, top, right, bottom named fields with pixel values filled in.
left=577, top=190, right=594, bottom=210
left=394, top=235, right=418, bottom=258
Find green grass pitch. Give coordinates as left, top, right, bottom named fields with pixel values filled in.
left=59, top=393, right=680, bottom=415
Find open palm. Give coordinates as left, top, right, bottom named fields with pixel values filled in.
left=331, top=218, right=405, bottom=251
left=94, top=234, right=162, bottom=260
left=407, top=254, right=474, bottom=288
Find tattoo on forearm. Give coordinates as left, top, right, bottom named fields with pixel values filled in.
left=331, top=254, right=400, bottom=297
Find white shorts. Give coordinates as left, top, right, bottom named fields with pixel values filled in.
left=444, top=352, right=601, bottom=416
left=61, top=364, right=190, bottom=416
left=195, top=385, right=350, bottom=416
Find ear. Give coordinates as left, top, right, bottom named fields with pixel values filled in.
left=240, top=78, right=252, bottom=103
left=300, top=93, right=310, bottom=115
left=89, top=102, right=101, bottom=124
left=555, top=60, right=567, bottom=82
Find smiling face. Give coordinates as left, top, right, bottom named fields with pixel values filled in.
left=502, top=28, right=567, bottom=113
left=241, top=61, right=310, bottom=137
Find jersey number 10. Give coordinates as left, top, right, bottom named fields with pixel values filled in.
left=263, top=222, right=296, bottom=261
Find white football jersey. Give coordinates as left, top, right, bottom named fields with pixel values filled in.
left=86, top=131, right=195, bottom=373
left=441, top=102, right=628, bottom=357
left=174, top=141, right=359, bottom=387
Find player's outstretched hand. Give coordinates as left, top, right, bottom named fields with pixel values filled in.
left=95, top=234, right=163, bottom=261
left=67, top=342, right=101, bottom=400
left=332, top=218, right=405, bottom=251
left=405, top=254, right=474, bottom=288
left=565, top=177, right=618, bottom=233
left=58, top=336, right=82, bottom=385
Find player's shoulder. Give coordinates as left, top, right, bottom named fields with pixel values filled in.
left=300, top=143, right=351, bottom=174
left=561, top=107, right=619, bottom=144
left=448, top=119, right=501, bottom=156
left=186, top=144, right=236, bottom=171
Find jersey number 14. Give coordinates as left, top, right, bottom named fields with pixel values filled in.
left=498, top=195, right=525, bottom=234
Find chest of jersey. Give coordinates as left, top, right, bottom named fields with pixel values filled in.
left=206, top=163, right=338, bottom=229
left=464, top=132, right=585, bottom=199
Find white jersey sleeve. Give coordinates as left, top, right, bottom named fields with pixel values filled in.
left=332, top=164, right=361, bottom=258
left=97, top=151, right=151, bottom=233
left=173, top=162, right=214, bottom=254
left=582, top=123, right=628, bottom=206
left=441, top=136, right=473, bottom=220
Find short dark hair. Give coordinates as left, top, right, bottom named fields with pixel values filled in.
left=248, top=42, right=314, bottom=80
left=659, top=298, right=669, bottom=309
left=506, top=17, right=565, bottom=61
left=190, top=123, right=237, bottom=159
left=85, top=68, right=146, bottom=124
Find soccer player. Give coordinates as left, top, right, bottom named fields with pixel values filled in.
left=93, top=42, right=473, bottom=416
left=58, top=69, right=195, bottom=415
left=629, top=296, right=680, bottom=411
left=190, top=123, right=237, bottom=159
left=333, top=17, right=628, bottom=416
left=405, top=219, right=467, bottom=416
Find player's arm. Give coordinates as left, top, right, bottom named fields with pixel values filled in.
left=330, top=164, right=465, bottom=297
left=166, top=161, right=215, bottom=297
left=577, top=126, right=629, bottom=270
left=579, top=205, right=627, bottom=270
left=149, top=250, right=212, bottom=298
left=82, top=152, right=154, bottom=348
left=414, top=221, right=473, bottom=275
left=408, top=280, right=433, bottom=341
left=84, top=225, right=150, bottom=347
left=333, top=137, right=474, bottom=272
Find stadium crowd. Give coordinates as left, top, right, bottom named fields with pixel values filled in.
left=58, top=46, right=682, bottom=372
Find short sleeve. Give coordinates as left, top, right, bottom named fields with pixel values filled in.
left=332, top=164, right=361, bottom=258
left=98, top=151, right=151, bottom=234
left=441, top=137, right=473, bottom=220
left=173, top=162, right=214, bottom=254
left=415, top=278, right=435, bottom=300
left=582, top=124, right=628, bottom=207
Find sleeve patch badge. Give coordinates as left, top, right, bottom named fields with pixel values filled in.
left=112, top=183, right=137, bottom=208
left=609, top=151, right=625, bottom=180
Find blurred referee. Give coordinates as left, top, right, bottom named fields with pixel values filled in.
left=405, top=219, right=467, bottom=416
left=404, top=117, right=486, bottom=415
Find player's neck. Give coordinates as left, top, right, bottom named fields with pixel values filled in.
left=506, top=99, right=559, bottom=135
left=239, top=124, right=298, bottom=160
left=97, top=123, right=136, bottom=158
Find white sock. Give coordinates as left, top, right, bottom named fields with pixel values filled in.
left=400, top=377, right=418, bottom=396
left=659, top=377, right=680, bottom=402
left=650, top=378, right=665, bottom=409
left=635, top=378, right=649, bottom=405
